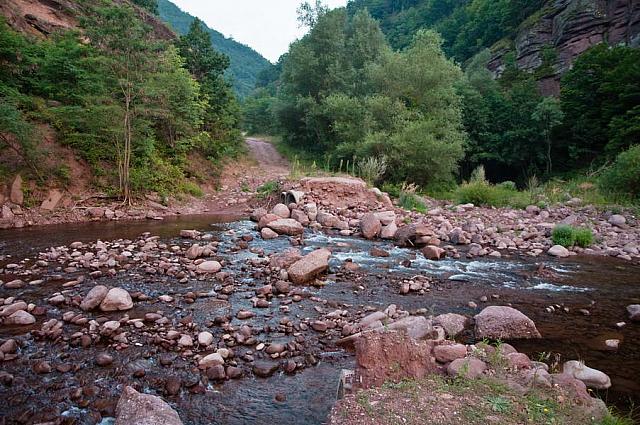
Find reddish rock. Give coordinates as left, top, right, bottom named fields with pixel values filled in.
left=80, top=285, right=109, bottom=311
left=354, top=331, right=437, bottom=389
left=434, top=343, right=467, bottom=363
left=258, top=213, right=280, bottom=229
left=115, top=386, right=183, bottom=425
left=270, top=248, right=302, bottom=269
left=422, top=245, right=445, bottom=260
left=271, top=203, right=291, bottom=218
left=474, top=306, right=541, bottom=339
left=10, top=175, right=23, bottom=205
left=267, top=218, right=304, bottom=236
left=360, top=213, right=381, bottom=239
left=506, top=352, right=532, bottom=369
left=433, top=313, right=469, bottom=337
left=99, top=288, right=133, bottom=312
left=287, top=249, right=331, bottom=284
left=447, top=357, right=487, bottom=379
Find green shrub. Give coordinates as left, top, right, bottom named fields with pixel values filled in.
left=454, top=181, right=531, bottom=208
left=599, top=145, right=640, bottom=201
left=397, top=182, right=427, bottom=213
left=573, top=227, right=594, bottom=247
left=552, top=225, right=594, bottom=248
left=381, top=182, right=402, bottom=198
left=179, top=181, right=204, bottom=197
left=552, top=225, right=576, bottom=247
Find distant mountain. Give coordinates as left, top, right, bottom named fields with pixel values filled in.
left=157, top=0, right=270, bottom=97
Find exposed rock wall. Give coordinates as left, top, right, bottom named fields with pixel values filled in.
left=489, top=0, right=640, bottom=95
left=0, top=0, right=175, bottom=40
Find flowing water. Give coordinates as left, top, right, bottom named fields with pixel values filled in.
left=1, top=215, right=639, bottom=424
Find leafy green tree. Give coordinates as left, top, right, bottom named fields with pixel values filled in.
left=532, top=97, right=563, bottom=174
left=177, top=18, right=229, bottom=82
left=84, top=5, right=164, bottom=204
left=559, top=44, right=640, bottom=166
left=0, top=98, right=41, bottom=179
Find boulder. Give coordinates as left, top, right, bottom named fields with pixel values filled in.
left=267, top=218, right=304, bottom=236
left=250, top=208, right=268, bottom=222
left=196, top=261, right=222, bottom=273
left=548, top=245, right=570, bottom=257
left=354, top=331, right=438, bottom=389
left=380, top=222, right=397, bottom=239
left=260, top=227, right=279, bottom=240
left=257, top=213, right=280, bottom=229
left=291, top=209, right=310, bottom=225
left=199, top=353, right=224, bottom=368
left=4, top=310, right=36, bottom=325
left=447, top=357, right=487, bottom=379
left=474, top=306, right=541, bottom=339
left=360, top=213, right=381, bottom=239
left=270, top=248, right=302, bottom=269
left=608, top=214, right=626, bottom=227
left=271, top=203, right=291, bottom=218
left=115, top=386, right=183, bottom=425
left=434, top=343, right=467, bottom=363
left=80, top=285, right=109, bottom=311
left=422, top=245, right=445, bottom=260
left=316, top=212, right=343, bottom=229
left=433, top=313, right=469, bottom=338
left=99, top=288, right=133, bottom=312
left=562, top=360, right=611, bottom=389
left=288, top=249, right=331, bottom=284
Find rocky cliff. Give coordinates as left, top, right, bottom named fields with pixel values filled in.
left=0, top=0, right=175, bottom=40
left=488, top=0, right=640, bottom=95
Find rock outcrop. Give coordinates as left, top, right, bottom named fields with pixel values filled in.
left=474, top=306, right=541, bottom=339
left=488, top=0, right=640, bottom=95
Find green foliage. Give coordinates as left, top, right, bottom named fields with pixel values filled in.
left=276, top=10, right=466, bottom=187
left=486, top=395, right=511, bottom=413
left=156, top=0, right=270, bottom=98
left=131, top=0, right=158, bottom=15
left=559, top=44, right=640, bottom=167
left=551, top=225, right=576, bottom=247
left=256, top=180, right=280, bottom=199
left=552, top=225, right=594, bottom=248
left=599, top=145, right=640, bottom=201
left=397, top=183, right=427, bottom=213
left=0, top=5, right=241, bottom=199
left=455, top=180, right=531, bottom=209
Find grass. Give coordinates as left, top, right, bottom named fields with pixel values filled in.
left=332, top=374, right=633, bottom=425
left=552, top=224, right=595, bottom=247
left=256, top=180, right=280, bottom=199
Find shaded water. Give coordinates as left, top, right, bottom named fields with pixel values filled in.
left=1, top=215, right=639, bottom=424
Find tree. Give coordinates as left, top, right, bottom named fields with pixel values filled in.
left=177, top=19, right=229, bottom=82
left=132, top=0, right=158, bottom=15
left=532, top=97, right=563, bottom=175
left=85, top=5, right=163, bottom=204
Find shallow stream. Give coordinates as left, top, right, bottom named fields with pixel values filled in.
left=1, top=215, right=639, bottom=424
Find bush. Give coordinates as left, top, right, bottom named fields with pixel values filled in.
left=599, top=145, right=640, bottom=201
left=497, top=181, right=517, bottom=191
left=552, top=225, right=594, bottom=248
left=574, top=227, right=594, bottom=248
left=552, top=225, right=576, bottom=247
left=358, top=156, right=387, bottom=185
left=398, top=182, right=427, bottom=213
left=454, top=181, right=531, bottom=208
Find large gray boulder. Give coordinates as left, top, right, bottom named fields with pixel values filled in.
left=115, top=386, right=183, bottom=425
left=474, top=306, right=541, bottom=339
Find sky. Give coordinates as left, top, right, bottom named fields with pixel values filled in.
left=169, top=0, right=348, bottom=63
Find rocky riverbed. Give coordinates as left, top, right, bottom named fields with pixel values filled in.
left=1, top=179, right=639, bottom=424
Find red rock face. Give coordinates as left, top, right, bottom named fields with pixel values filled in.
left=488, top=0, right=640, bottom=96
left=354, top=331, right=438, bottom=389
